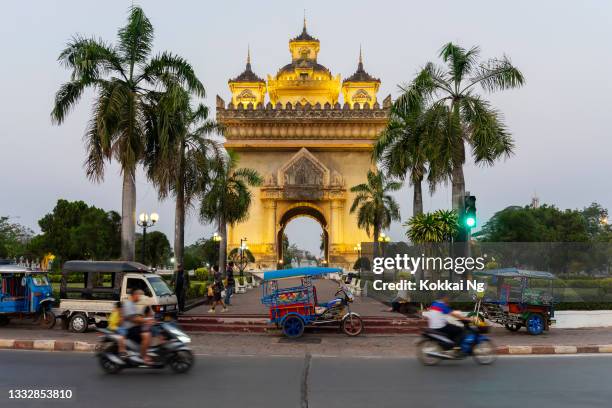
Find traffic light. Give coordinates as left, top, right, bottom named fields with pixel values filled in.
left=464, top=195, right=476, bottom=228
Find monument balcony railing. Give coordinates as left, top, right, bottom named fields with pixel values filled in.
left=216, top=94, right=392, bottom=119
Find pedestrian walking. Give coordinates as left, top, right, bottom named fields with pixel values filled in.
left=225, top=262, right=236, bottom=306
left=208, top=265, right=227, bottom=313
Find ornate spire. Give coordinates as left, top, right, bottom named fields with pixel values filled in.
left=343, top=47, right=380, bottom=83
left=229, top=47, right=265, bottom=83
left=358, top=45, right=363, bottom=71
left=291, top=12, right=318, bottom=42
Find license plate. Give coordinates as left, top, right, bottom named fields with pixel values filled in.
left=164, top=315, right=173, bottom=321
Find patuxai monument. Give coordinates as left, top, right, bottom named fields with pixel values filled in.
left=216, top=20, right=391, bottom=269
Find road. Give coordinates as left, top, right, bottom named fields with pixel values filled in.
left=0, top=351, right=610, bottom=408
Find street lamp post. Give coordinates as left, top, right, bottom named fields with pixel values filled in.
left=239, top=237, right=248, bottom=277
left=378, top=232, right=390, bottom=257
left=137, top=212, right=159, bottom=265
left=212, top=232, right=222, bottom=270
left=353, top=243, right=362, bottom=277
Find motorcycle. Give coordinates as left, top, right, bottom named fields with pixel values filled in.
left=96, top=322, right=194, bottom=374
left=416, top=320, right=496, bottom=365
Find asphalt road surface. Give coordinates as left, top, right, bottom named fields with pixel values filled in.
left=0, top=350, right=611, bottom=408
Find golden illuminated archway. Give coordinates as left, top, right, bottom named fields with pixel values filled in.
left=217, top=22, right=390, bottom=269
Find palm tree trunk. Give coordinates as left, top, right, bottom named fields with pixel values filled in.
left=117, top=169, right=136, bottom=291
left=413, top=180, right=423, bottom=217
left=373, top=225, right=380, bottom=258
left=120, top=170, right=136, bottom=261
left=174, top=164, right=186, bottom=310
left=218, top=213, right=227, bottom=277
left=451, top=163, right=465, bottom=212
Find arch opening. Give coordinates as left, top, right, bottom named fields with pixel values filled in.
left=277, top=206, right=328, bottom=267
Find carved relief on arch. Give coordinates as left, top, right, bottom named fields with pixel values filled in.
left=278, top=148, right=330, bottom=187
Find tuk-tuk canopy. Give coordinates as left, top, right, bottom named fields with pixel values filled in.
left=0, top=263, right=47, bottom=274
left=262, top=267, right=342, bottom=281
left=62, top=260, right=151, bottom=274
left=474, top=267, right=556, bottom=280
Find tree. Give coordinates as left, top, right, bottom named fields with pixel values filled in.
left=405, top=209, right=459, bottom=280
left=405, top=210, right=459, bottom=244
left=33, top=199, right=121, bottom=263
left=135, top=231, right=171, bottom=267
left=374, top=103, right=433, bottom=217
left=183, top=237, right=218, bottom=271
left=395, top=43, right=524, bottom=215
left=0, top=217, right=34, bottom=259
left=350, top=170, right=401, bottom=254
left=144, top=89, right=222, bottom=296
left=51, top=6, right=204, bottom=262
left=475, top=205, right=590, bottom=242
left=199, top=151, right=262, bottom=275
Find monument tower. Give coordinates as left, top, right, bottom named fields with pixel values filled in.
left=216, top=20, right=390, bottom=269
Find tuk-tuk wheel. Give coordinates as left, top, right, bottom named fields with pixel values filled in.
left=0, top=316, right=10, bottom=327
left=504, top=323, right=522, bottom=332
left=526, top=314, right=545, bottom=335
left=282, top=315, right=305, bottom=338
left=39, top=311, right=56, bottom=329
left=69, top=313, right=89, bottom=333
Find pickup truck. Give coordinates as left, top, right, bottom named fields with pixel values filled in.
left=55, top=261, right=178, bottom=333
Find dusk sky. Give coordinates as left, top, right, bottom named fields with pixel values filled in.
left=1, top=0, right=611, bottom=255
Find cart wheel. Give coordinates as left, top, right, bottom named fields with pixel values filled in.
left=526, top=314, right=545, bottom=335
left=341, top=314, right=364, bottom=336
left=39, top=311, right=56, bottom=329
left=0, top=316, right=10, bottom=327
left=504, top=323, right=522, bottom=332
left=69, top=313, right=89, bottom=333
left=282, top=315, right=305, bottom=338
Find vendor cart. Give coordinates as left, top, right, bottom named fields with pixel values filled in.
left=474, top=268, right=556, bottom=335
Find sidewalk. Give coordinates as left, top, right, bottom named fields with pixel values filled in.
left=1, top=325, right=611, bottom=356
left=187, top=278, right=399, bottom=317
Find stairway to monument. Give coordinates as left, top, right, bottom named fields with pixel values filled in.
left=177, top=314, right=426, bottom=334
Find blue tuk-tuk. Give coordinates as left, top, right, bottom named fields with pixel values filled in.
left=261, top=267, right=363, bottom=338
left=0, top=260, right=56, bottom=328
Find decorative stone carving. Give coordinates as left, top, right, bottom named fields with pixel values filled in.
left=278, top=148, right=330, bottom=187
left=331, top=170, right=344, bottom=186
left=264, top=173, right=277, bottom=186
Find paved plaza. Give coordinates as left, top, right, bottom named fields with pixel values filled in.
left=186, top=277, right=402, bottom=317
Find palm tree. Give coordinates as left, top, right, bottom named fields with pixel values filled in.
left=51, top=6, right=204, bottom=262
left=144, top=90, right=222, bottom=307
left=405, top=209, right=458, bottom=280
left=350, top=170, right=401, bottom=254
left=405, top=210, right=458, bottom=244
left=374, top=103, right=432, bottom=218
left=199, top=151, right=262, bottom=275
left=395, top=43, right=524, bottom=213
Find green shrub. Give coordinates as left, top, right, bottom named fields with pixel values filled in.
left=194, top=268, right=209, bottom=282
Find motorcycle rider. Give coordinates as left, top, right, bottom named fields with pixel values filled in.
left=122, top=289, right=152, bottom=364
left=427, top=292, right=471, bottom=348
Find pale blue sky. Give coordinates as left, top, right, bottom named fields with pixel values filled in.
left=1, top=0, right=611, bottom=255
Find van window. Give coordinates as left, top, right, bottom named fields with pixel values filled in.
left=126, top=278, right=152, bottom=297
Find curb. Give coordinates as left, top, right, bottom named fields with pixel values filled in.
left=495, top=345, right=612, bottom=355
left=0, top=339, right=98, bottom=353
left=1, top=338, right=612, bottom=355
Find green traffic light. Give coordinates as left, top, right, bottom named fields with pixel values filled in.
left=466, top=217, right=476, bottom=228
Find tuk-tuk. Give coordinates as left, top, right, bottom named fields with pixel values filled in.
left=261, top=267, right=363, bottom=338
left=0, top=260, right=56, bottom=328
left=474, top=268, right=555, bottom=335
